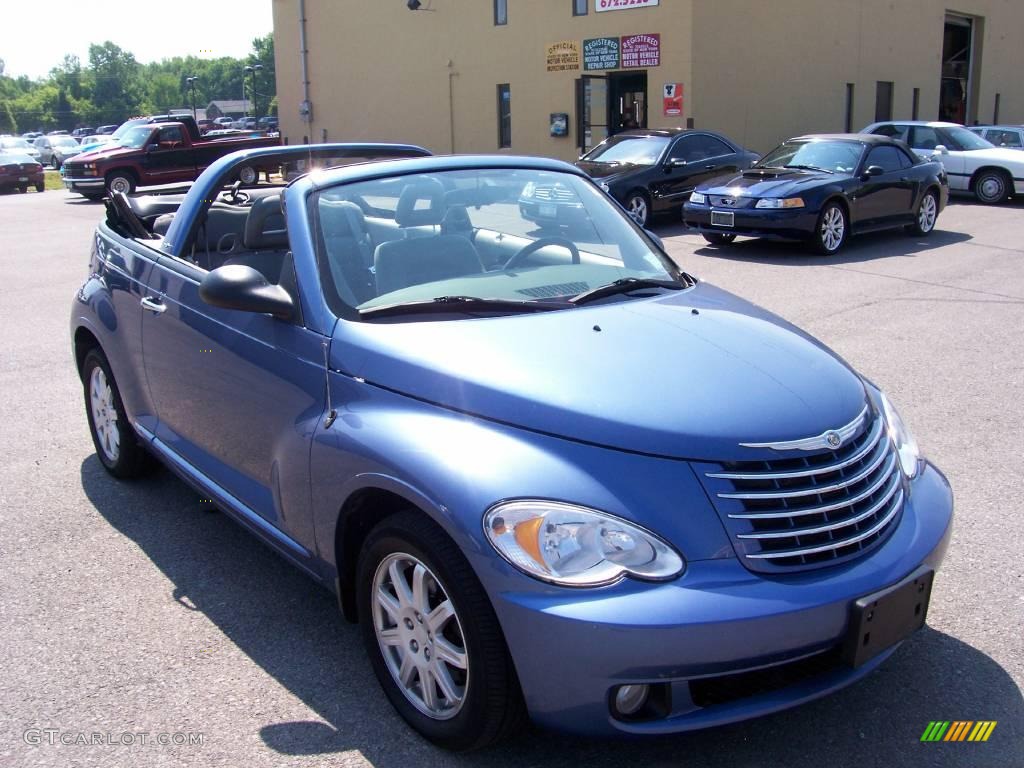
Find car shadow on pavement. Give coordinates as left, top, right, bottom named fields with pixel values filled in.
left=656, top=227, right=973, bottom=267
left=80, top=456, right=1022, bottom=768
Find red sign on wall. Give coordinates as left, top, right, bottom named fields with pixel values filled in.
left=663, top=83, right=684, bottom=117
left=621, top=33, right=660, bottom=68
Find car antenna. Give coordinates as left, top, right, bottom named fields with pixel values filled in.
left=322, top=340, right=338, bottom=429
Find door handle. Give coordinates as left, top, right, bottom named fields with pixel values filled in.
left=704, top=164, right=716, bottom=169
left=140, top=296, right=167, bottom=314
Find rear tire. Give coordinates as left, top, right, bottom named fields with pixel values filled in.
left=19, top=185, right=28, bottom=194
left=906, top=189, right=939, bottom=236
left=810, top=201, right=848, bottom=255
left=972, top=169, right=1010, bottom=205
left=82, top=349, right=154, bottom=479
left=703, top=233, right=736, bottom=246
left=34, top=182, right=45, bottom=193
left=356, top=511, right=526, bottom=750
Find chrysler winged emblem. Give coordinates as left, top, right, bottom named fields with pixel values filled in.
left=739, top=406, right=868, bottom=451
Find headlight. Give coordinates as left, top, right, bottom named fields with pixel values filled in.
left=599, top=182, right=610, bottom=192
left=879, top=392, right=921, bottom=479
left=521, top=182, right=536, bottom=198
left=484, top=500, right=685, bottom=587
left=755, top=197, right=805, bottom=209
left=689, top=191, right=706, bottom=204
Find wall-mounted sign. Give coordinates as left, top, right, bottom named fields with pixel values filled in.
left=583, top=37, right=620, bottom=71
left=621, top=33, right=660, bottom=68
left=597, top=0, right=660, bottom=12
left=663, top=82, right=684, bottom=117
left=546, top=40, right=581, bottom=72
left=550, top=113, right=569, bottom=137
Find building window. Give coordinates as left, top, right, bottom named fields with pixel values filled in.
left=844, top=83, right=855, bottom=133
left=494, top=0, right=507, bottom=25
left=497, top=84, right=511, bottom=148
left=875, top=81, right=894, bottom=122
left=573, top=0, right=588, bottom=15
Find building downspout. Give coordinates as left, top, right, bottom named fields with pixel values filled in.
left=299, top=0, right=313, bottom=136
left=447, top=60, right=458, bottom=154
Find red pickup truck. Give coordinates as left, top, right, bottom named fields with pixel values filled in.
left=62, top=118, right=279, bottom=199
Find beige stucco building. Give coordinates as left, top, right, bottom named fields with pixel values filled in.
left=271, top=0, right=1024, bottom=160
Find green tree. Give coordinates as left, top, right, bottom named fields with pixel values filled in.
left=0, top=101, right=17, bottom=134
left=87, top=41, right=144, bottom=123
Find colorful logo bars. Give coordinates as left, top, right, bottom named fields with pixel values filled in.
left=920, top=721, right=997, bottom=742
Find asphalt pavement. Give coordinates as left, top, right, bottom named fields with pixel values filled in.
left=0, top=187, right=1021, bottom=768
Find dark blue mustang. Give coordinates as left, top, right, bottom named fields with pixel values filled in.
left=684, top=134, right=948, bottom=254
left=71, top=145, right=953, bottom=749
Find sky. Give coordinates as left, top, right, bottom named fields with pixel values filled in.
left=0, top=0, right=274, bottom=79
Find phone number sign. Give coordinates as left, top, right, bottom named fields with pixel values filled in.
left=621, top=33, right=660, bottom=68
left=597, top=0, right=660, bottom=11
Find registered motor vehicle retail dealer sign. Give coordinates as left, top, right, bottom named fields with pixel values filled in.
left=621, top=34, right=660, bottom=68
left=583, top=38, right=621, bottom=70
left=597, top=0, right=660, bottom=11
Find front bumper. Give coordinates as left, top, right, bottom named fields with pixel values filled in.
left=63, top=176, right=105, bottom=192
left=683, top=202, right=819, bottom=241
left=482, top=462, right=953, bottom=736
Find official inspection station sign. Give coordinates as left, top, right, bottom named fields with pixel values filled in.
left=547, top=40, right=581, bottom=72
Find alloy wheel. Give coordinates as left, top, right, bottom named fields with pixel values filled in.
left=372, top=552, right=469, bottom=720
left=918, top=194, right=937, bottom=232
left=89, top=366, right=120, bottom=462
left=820, top=206, right=845, bottom=252
left=627, top=195, right=648, bottom=226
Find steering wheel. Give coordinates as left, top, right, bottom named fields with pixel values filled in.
left=224, top=180, right=250, bottom=205
left=505, top=237, right=580, bottom=269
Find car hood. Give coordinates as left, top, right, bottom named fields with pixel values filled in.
left=574, top=160, right=647, bottom=181
left=332, top=282, right=867, bottom=461
left=73, top=145, right=135, bottom=162
left=699, top=168, right=836, bottom=198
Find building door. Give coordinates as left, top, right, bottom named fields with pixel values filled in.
left=575, top=75, right=608, bottom=155
left=940, top=14, right=974, bottom=124
left=609, top=71, right=648, bottom=133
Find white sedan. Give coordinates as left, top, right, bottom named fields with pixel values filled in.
left=863, top=120, right=1023, bottom=204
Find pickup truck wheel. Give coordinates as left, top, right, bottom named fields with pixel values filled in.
left=106, top=173, right=136, bottom=196
left=238, top=165, right=257, bottom=185
left=357, top=511, right=525, bottom=750
left=82, top=349, right=153, bottom=479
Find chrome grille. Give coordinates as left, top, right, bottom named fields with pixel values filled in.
left=698, top=407, right=904, bottom=572
left=533, top=185, right=577, bottom=202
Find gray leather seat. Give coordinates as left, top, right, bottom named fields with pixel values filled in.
left=395, top=179, right=445, bottom=237
left=222, top=194, right=289, bottom=283
left=320, top=199, right=376, bottom=304
left=374, top=235, right=484, bottom=297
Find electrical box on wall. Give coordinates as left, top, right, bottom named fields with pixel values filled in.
left=299, top=100, right=314, bottom=123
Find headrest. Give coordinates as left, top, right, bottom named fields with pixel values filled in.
left=395, top=179, right=445, bottom=227
left=243, top=193, right=288, bottom=250
left=320, top=199, right=368, bottom=240
left=440, top=204, right=472, bottom=234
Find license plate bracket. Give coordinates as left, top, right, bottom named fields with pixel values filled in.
left=539, top=203, right=557, bottom=219
left=842, top=565, right=933, bottom=667
left=711, top=210, right=734, bottom=227
left=18, top=176, right=29, bottom=182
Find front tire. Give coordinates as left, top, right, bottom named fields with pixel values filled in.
left=906, top=189, right=939, bottom=236
left=973, top=169, right=1010, bottom=205
left=51, top=156, right=61, bottom=170
left=703, top=233, right=736, bottom=246
left=82, top=349, right=153, bottom=479
left=811, top=201, right=848, bottom=255
left=106, top=172, right=136, bottom=196
left=357, top=511, right=525, bottom=750
left=623, top=190, right=651, bottom=227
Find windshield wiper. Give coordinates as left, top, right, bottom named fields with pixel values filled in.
left=784, top=164, right=834, bottom=174
left=570, top=277, right=684, bottom=306
left=360, top=295, right=567, bottom=319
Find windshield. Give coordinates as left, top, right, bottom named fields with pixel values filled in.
left=52, top=136, right=79, bottom=148
left=313, top=168, right=683, bottom=319
left=944, top=126, right=995, bottom=151
left=118, top=126, right=156, bottom=149
left=756, top=140, right=863, bottom=173
left=1, top=138, right=32, bottom=150
left=113, top=119, right=148, bottom=140
left=582, top=135, right=670, bottom=165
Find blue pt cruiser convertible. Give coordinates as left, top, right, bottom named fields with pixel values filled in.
left=71, top=145, right=953, bottom=750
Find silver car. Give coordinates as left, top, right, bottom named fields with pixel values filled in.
left=969, top=125, right=1024, bottom=150
left=33, top=135, right=82, bottom=169
left=0, top=137, right=43, bottom=163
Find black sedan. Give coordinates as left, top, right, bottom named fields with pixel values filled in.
left=683, top=134, right=948, bottom=254
left=570, top=129, right=757, bottom=227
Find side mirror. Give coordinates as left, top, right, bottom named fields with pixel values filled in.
left=146, top=143, right=159, bottom=153
left=933, top=144, right=949, bottom=155
left=665, top=158, right=687, bottom=171
left=199, top=265, right=295, bottom=320
left=862, top=165, right=885, bottom=179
